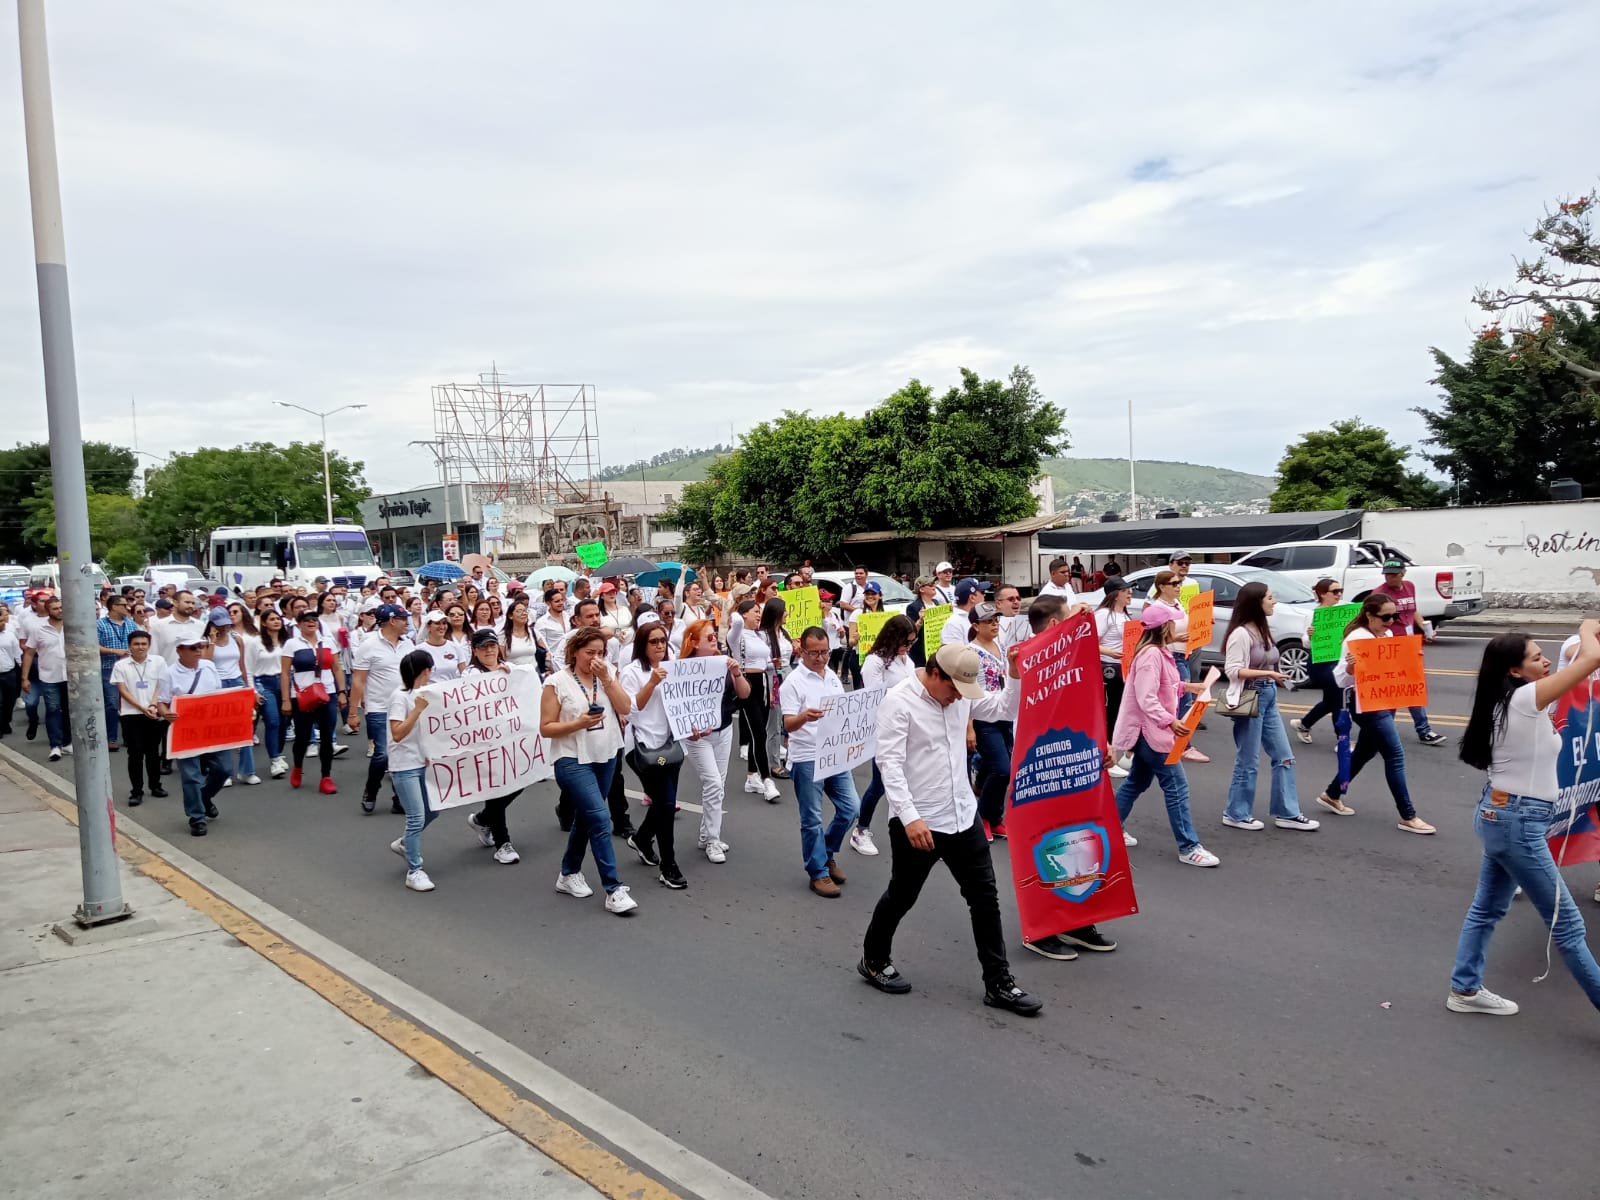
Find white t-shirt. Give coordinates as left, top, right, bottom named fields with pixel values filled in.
left=1039, top=580, right=1075, bottom=599
left=0, top=626, right=21, bottom=672
left=940, top=609, right=975, bottom=650
left=543, top=668, right=623, bottom=765
left=110, top=654, right=167, bottom=715
left=780, top=663, right=844, bottom=763
left=1489, top=683, right=1562, bottom=801
left=153, top=614, right=203, bottom=665
left=249, top=637, right=285, bottom=678
left=353, top=633, right=414, bottom=714
left=1094, top=608, right=1130, bottom=663
left=502, top=631, right=539, bottom=670
left=387, top=688, right=427, bottom=772
left=415, top=639, right=463, bottom=682
left=820, top=609, right=845, bottom=652
left=861, top=652, right=913, bottom=691
left=619, top=660, right=672, bottom=749
left=29, top=622, right=68, bottom=684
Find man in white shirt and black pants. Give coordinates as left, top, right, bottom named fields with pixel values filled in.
left=348, top=603, right=413, bottom=815
left=857, top=643, right=1043, bottom=1016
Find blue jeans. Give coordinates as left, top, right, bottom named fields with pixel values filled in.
left=554, top=757, right=622, bottom=892
left=858, top=762, right=884, bottom=829
left=790, top=758, right=860, bottom=880
left=101, top=669, right=120, bottom=745
left=221, top=677, right=255, bottom=775
left=255, top=675, right=283, bottom=758
left=391, top=766, right=438, bottom=872
left=1408, top=706, right=1434, bottom=736
left=364, top=711, right=389, bottom=799
left=1325, top=709, right=1415, bottom=819
left=1450, top=790, right=1600, bottom=1007
left=1115, top=735, right=1200, bottom=854
left=178, top=750, right=235, bottom=822
left=1225, top=684, right=1303, bottom=821
left=1173, top=651, right=1193, bottom=721
left=37, top=680, right=68, bottom=749
left=973, top=720, right=1014, bottom=825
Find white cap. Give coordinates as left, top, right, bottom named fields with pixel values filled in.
left=936, top=561, right=954, bottom=573
left=422, top=610, right=449, bottom=624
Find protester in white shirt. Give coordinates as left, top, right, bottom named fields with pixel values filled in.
left=857, top=643, right=1041, bottom=1016
left=620, top=623, right=690, bottom=889
left=157, top=633, right=231, bottom=834
left=415, top=611, right=464, bottom=681
left=280, top=610, right=345, bottom=793
left=782, top=628, right=858, bottom=897
left=387, top=647, right=440, bottom=892
left=20, top=598, right=71, bottom=756
left=940, top=578, right=986, bottom=650
left=0, top=605, right=22, bottom=739
left=111, top=629, right=167, bottom=803
left=1038, top=557, right=1076, bottom=599
left=152, top=590, right=204, bottom=667
left=348, top=604, right=414, bottom=814
left=931, top=562, right=957, bottom=606
left=534, top=588, right=571, bottom=651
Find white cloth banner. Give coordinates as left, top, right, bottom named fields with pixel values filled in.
left=659, top=656, right=727, bottom=741
left=416, top=664, right=553, bottom=811
left=150, top=568, right=188, bottom=592
left=812, top=685, right=886, bottom=781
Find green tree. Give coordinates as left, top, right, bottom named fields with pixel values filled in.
left=140, top=442, right=369, bottom=563
left=0, top=440, right=136, bottom=564
left=659, top=473, right=726, bottom=564
left=1269, top=419, right=1442, bottom=512
left=1415, top=307, right=1600, bottom=502
left=21, top=485, right=146, bottom=573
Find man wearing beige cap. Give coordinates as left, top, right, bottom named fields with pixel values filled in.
left=857, top=643, right=1042, bottom=1016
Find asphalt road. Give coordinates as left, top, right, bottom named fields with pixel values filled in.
left=11, top=629, right=1600, bottom=1200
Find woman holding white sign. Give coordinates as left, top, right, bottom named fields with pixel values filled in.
left=1316, top=594, right=1434, bottom=834
left=622, top=617, right=692, bottom=888
left=735, top=597, right=788, bottom=802
left=680, top=618, right=749, bottom=865
left=461, top=629, right=524, bottom=864
left=541, top=627, right=638, bottom=915
left=387, top=648, right=439, bottom=893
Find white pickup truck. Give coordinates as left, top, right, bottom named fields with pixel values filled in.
left=1231, top=539, right=1485, bottom=627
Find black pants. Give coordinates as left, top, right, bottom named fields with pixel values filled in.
left=291, top=699, right=336, bottom=776
left=844, top=648, right=863, bottom=690
left=863, top=816, right=1010, bottom=988
left=1300, top=661, right=1341, bottom=730
left=629, top=750, right=683, bottom=868
left=1102, top=662, right=1123, bottom=741
left=558, top=751, right=632, bottom=833
left=738, top=679, right=771, bottom=778
left=478, top=787, right=521, bottom=849
left=121, top=712, right=163, bottom=796
left=0, top=665, right=19, bottom=735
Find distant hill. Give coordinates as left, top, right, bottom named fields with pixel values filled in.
left=599, top=449, right=1272, bottom=513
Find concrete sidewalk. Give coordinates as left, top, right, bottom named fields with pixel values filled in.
left=0, top=766, right=604, bottom=1200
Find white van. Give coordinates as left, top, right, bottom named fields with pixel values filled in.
left=29, top=561, right=110, bottom=592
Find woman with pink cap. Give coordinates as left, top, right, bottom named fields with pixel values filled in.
left=1110, top=601, right=1220, bottom=868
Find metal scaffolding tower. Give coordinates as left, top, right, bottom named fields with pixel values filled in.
left=431, top=369, right=599, bottom=505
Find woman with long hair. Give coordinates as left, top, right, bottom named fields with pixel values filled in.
left=678, top=617, right=749, bottom=865
left=1290, top=578, right=1347, bottom=744
left=470, top=599, right=494, bottom=631
left=1148, top=569, right=1208, bottom=764
left=1316, top=594, right=1435, bottom=833
left=253, top=608, right=291, bottom=777
left=732, top=597, right=783, bottom=800
left=458, top=629, right=524, bottom=864
left=758, top=596, right=793, bottom=779
left=1447, top=620, right=1600, bottom=1016
left=849, top=614, right=915, bottom=857
left=1111, top=603, right=1219, bottom=867
left=445, top=603, right=471, bottom=658
left=967, top=602, right=1012, bottom=840
left=1220, top=582, right=1317, bottom=832
left=387, top=648, right=440, bottom=892
left=1095, top=578, right=1134, bottom=778
left=207, top=607, right=260, bottom=786
left=540, top=626, right=638, bottom=914
left=501, top=597, right=539, bottom=671
left=622, top=618, right=692, bottom=887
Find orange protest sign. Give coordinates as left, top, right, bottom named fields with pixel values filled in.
left=1121, top=620, right=1143, bottom=675
left=1349, top=635, right=1428, bottom=713
left=1165, top=697, right=1210, bottom=764
left=169, top=687, right=257, bottom=759
left=1185, top=590, right=1215, bottom=656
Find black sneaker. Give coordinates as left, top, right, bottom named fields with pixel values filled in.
left=658, top=864, right=687, bottom=889
left=1419, top=730, right=1449, bottom=747
left=1060, top=925, right=1119, bottom=953
left=25, top=717, right=37, bottom=741
left=390, top=795, right=403, bottom=814
left=361, top=793, right=376, bottom=815
left=150, top=786, right=169, bottom=798
left=189, top=818, right=207, bottom=837
left=983, top=977, right=1043, bottom=1016
left=857, top=957, right=912, bottom=994
left=128, top=792, right=143, bottom=807
left=203, top=800, right=220, bottom=820
left=1023, top=935, right=1078, bottom=961
left=613, top=822, right=637, bottom=842
left=627, top=834, right=659, bottom=867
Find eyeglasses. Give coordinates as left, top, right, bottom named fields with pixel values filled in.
left=801, top=646, right=829, bottom=657
left=1328, top=588, right=1344, bottom=596
left=1375, top=612, right=1398, bottom=622
left=646, top=636, right=668, bottom=646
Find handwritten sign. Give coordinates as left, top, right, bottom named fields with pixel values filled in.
left=149, top=569, right=188, bottom=593
left=783, top=585, right=822, bottom=642
left=1310, top=603, right=1361, bottom=663
left=659, top=656, right=727, bottom=740
left=1165, top=697, right=1210, bottom=764
left=1349, top=635, right=1428, bottom=713
left=1185, top=589, right=1215, bottom=656
left=921, top=603, right=954, bottom=659
left=812, top=685, right=886, bottom=781
left=574, top=541, right=608, bottom=569
left=1179, top=581, right=1200, bottom=609
left=855, top=611, right=891, bottom=657
left=168, top=687, right=257, bottom=758
left=1121, top=620, right=1143, bottom=675
left=416, top=664, right=552, bottom=810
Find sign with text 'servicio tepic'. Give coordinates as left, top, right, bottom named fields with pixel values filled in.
left=168, top=687, right=257, bottom=759
left=1349, top=635, right=1428, bottom=713
left=1007, top=613, right=1137, bottom=941
left=812, top=685, right=886, bottom=781
left=415, top=664, right=552, bottom=810
left=659, top=656, right=728, bottom=741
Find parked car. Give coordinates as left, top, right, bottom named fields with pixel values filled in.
left=30, top=561, right=110, bottom=593
left=1077, top=564, right=1316, bottom=686
left=384, top=568, right=417, bottom=589
left=811, top=571, right=914, bottom=615
left=0, top=565, right=31, bottom=589
left=114, top=574, right=148, bottom=592
left=1231, top=540, right=1484, bottom=627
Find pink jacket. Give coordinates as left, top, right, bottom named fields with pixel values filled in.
left=1112, top=644, right=1181, bottom=754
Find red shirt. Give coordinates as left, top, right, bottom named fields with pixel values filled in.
left=1373, top=580, right=1418, bottom=636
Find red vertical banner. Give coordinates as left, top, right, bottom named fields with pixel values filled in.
left=1007, top=613, right=1138, bottom=941
left=1548, top=667, right=1600, bottom=862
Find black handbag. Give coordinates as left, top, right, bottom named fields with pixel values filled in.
left=630, top=737, right=684, bottom=770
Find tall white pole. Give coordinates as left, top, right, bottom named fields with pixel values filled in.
left=1127, top=396, right=1138, bottom=520
left=17, top=0, right=129, bottom=925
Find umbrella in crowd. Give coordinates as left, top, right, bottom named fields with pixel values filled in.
left=594, top=554, right=657, bottom=577
left=416, top=560, right=465, bottom=582
left=526, top=564, right=578, bottom=586
left=636, top=562, right=698, bottom=589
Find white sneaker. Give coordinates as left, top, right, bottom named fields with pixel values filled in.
left=62, top=744, right=73, bottom=755
left=390, top=837, right=405, bottom=856
left=492, top=843, right=520, bottom=865
left=48, top=748, right=61, bottom=761
left=850, top=827, right=879, bottom=856
left=405, top=868, right=435, bottom=892
left=1290, top=718, right=1313, bottom=745
left=1108, top=763, right=1129, bottom=778
left=703, top=841, right=727, bottom=864
left=744, top=773, right=764, bottom=794
left=331, top=742, right=349, bottom=758
left=605, top=885, right=639, bottom=915
left=762, top=778, right=781, bottom=801
left=1180, top=845, right=1221, bottom=868
left=269, top=757, right=288, bottom=778
left=222, top=777, right=233, bottom=788
left=1122, top=830, right=1137, bottom=848
left=239, top=774, right=261, bottom=786
left=1274, top=814, right=1320, bottom=831
left=556, top=872, right=593, bottom=898
left=253, top=733, right=260, bottom=745
left=1446, top=987, right=1518, bottom=1016
left=1594, top=883, right=1600, bottom=906
left=365, top=743, right=374, bottom=758
left=1222, top=815, right=1265, bottom=831
left=466, top=811, right=495, bottom=847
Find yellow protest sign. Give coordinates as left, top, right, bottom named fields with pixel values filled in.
left=855, top=611, right=891, bottom=657
left=921, top=604, right=954, bottom=659
left=1179, top=581, right=1200, bottom=610
left=782, top=586, right=822, bottom=642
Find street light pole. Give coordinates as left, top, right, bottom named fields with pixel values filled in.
left=1127, top=396, right=1138, bottom=521
left=274, top=401, right=365, bottom=525
left=17, top=0, right=128, bottom=925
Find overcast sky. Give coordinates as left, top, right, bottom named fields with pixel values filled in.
left=1, top=1, right=1595, bottom=495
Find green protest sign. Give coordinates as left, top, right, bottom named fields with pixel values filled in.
left=575, top=541, right=608, bottom=570
left=1310, top=603, right=1361, bottom=663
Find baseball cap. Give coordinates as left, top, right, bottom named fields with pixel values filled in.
left=914, top=574, right=935, bottom=589
left=422, top=610, right=449, bottom=625
left=177, top=633, right=210, bottom=648
left=935, top=561, right=954, bottom=573
left=1168, top=550, right=1192, bottom=564
left=154, top=597, right=174, bottom=611
left=598, top=581, right=617, bottom=594
left=375, top=603, right=408, bottom=623
left=1102, top=576, right=1129, bottom=593
left=864, top=581, right=882, bottom=594
left=1141, top=601, right=1185, bottom=629
left=470, top=626, right=500, bottom=648
left=954, top=577, right=985, bottom=603
left=970, top=601, right=1000, bottom=623
left=207, top=607, right=231, bottom=626
left=932, top=644, right=988, bottom=700
left=1382, top=559, right=1405, bottom=572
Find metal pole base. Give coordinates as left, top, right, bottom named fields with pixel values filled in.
left=52, top=910, right=155, bottom=946
left=71, top=900, right=135, bottom=927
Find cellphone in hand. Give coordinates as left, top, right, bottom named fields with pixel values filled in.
left=586, top=704, right=605, bottom=718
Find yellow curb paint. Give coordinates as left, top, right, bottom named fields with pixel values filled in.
left=2, top=764, right=684, bottom=1200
